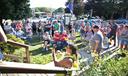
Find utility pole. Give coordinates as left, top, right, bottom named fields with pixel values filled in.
left=90, top=9, right=93, bottom=18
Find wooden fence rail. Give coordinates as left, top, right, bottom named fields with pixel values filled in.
left=7, top=40, right=30, bottom=63
left=0, top=62, right=72, bottom=76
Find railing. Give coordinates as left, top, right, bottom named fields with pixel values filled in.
left=0, top=62, right=72, bottom=75
left=7, top=40, right=30, bottom=63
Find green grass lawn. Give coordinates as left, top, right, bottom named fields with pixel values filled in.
left=13, top=33, right=86, bottom=64
left=29, top=35, right=53, bottom=64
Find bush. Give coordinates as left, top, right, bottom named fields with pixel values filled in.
left=0, top=34, right=24, bottom=54
left=84, top=50, right=128, bottom=76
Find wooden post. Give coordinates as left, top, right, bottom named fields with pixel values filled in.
left=1, top=25, right=30, bottom=63
left=25, top=47, right=30, bottom=63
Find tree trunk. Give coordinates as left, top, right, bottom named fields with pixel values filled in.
left=0, top=18, right=2, bottom=26
left=111, top=11, right=115, bottom=19
left=126, top=10, right=128, bottom=19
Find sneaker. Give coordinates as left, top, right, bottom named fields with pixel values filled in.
left=87, top=50, right=91, bottom=54
left=45, top=48, right=49, bottom=51
left=0, top=60, right=2, bottom=63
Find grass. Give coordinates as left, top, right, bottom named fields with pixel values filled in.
left=12, top=32, right=88, bottom=64
left=29, top=35, right=53, bottom=64
left=28, top=33, right=89, bottom=64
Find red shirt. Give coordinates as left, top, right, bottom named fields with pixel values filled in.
left=16, top=22, right=22, bottom=30
left=60, top=33, right=68, bottom=41
left=53, top=32, right=60, bottom=41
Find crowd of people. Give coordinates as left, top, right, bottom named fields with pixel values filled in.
left=1, top=18, right=128, bottom=52
left=0, top=17, right=128, bottom=68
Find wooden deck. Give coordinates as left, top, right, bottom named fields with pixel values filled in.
left=0, top=73, right=56, bottom=76
left=0, top=61, right=79, bottom=76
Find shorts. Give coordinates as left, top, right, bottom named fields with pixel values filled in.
left=118, top=37, right=123, bottom=44
left=121, top=38, right=128, bottom=45
left=44, top=40, right=50, bottom=44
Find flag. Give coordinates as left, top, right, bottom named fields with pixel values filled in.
left=66, top=2, right=73, bottom=13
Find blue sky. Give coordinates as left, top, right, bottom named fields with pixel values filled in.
left=30, top=0, right=68, bottom=8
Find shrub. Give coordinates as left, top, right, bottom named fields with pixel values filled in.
left=84, top=50, right=128, bottom=76
left=0, top=34, right=24, bottom=54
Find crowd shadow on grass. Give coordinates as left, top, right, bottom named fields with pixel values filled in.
left=41, top=50, right=51, bottom=55
left=31, top=42, right=42, bottom=46
left=30, top=47, right=42, bottom=56
left=77, top=44, right=86, bottom=50
left=76, top=35, right=80, bottom=38
left=31, top=35, right=43, bottom=46
left=30, top=47, right=51, bottom=56
left=75, top=40, right=82, bottom=44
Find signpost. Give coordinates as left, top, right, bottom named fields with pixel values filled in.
left=64, top=13, right=72, bottom=26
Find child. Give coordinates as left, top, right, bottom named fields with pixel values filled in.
left=26, top=28, right=33, bottom=45
left=102, top=32, right=109, bottom=50
left=43, top=32, right=52, bottom=51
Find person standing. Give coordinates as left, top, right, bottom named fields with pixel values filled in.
left=107, top=20, right=117, bottom=46
left=25, top=20, right=33, bottom=44
left=80, top=22, right=86, bottom=40
left=89, top=26, right=103, bottom=55
left=32, top=21, right=37, bottom=35
left=37, top=21, right=42, bottom=39
left=120, top=25, right=128, bottom=50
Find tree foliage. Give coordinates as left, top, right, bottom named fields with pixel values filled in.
left=0, top=0, right=31, bottom=21
left=53, top=7, right=65, bottom=14
left=66, top=0, right=85, bottom=17
left=0, top=34, right=24, bottom=54
left=85, top=0, right=128, bottom=19
left=35, top=7, right=52, bottom=13
left=73, top=0, right=85, bottom=17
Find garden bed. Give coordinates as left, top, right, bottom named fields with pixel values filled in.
left=83, top=49, right=128, bottom=76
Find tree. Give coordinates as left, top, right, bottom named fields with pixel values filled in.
left=35, top=7, right=52, bottom=13
left=53, top=7, right=64, bottom=14
left=73, top=0, right=85, bottom=17
left=66, top=0, right=85, bottom=17
left=0, top=0, right=31, bottom=25
left=84, top=0, right=128, bottom=19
